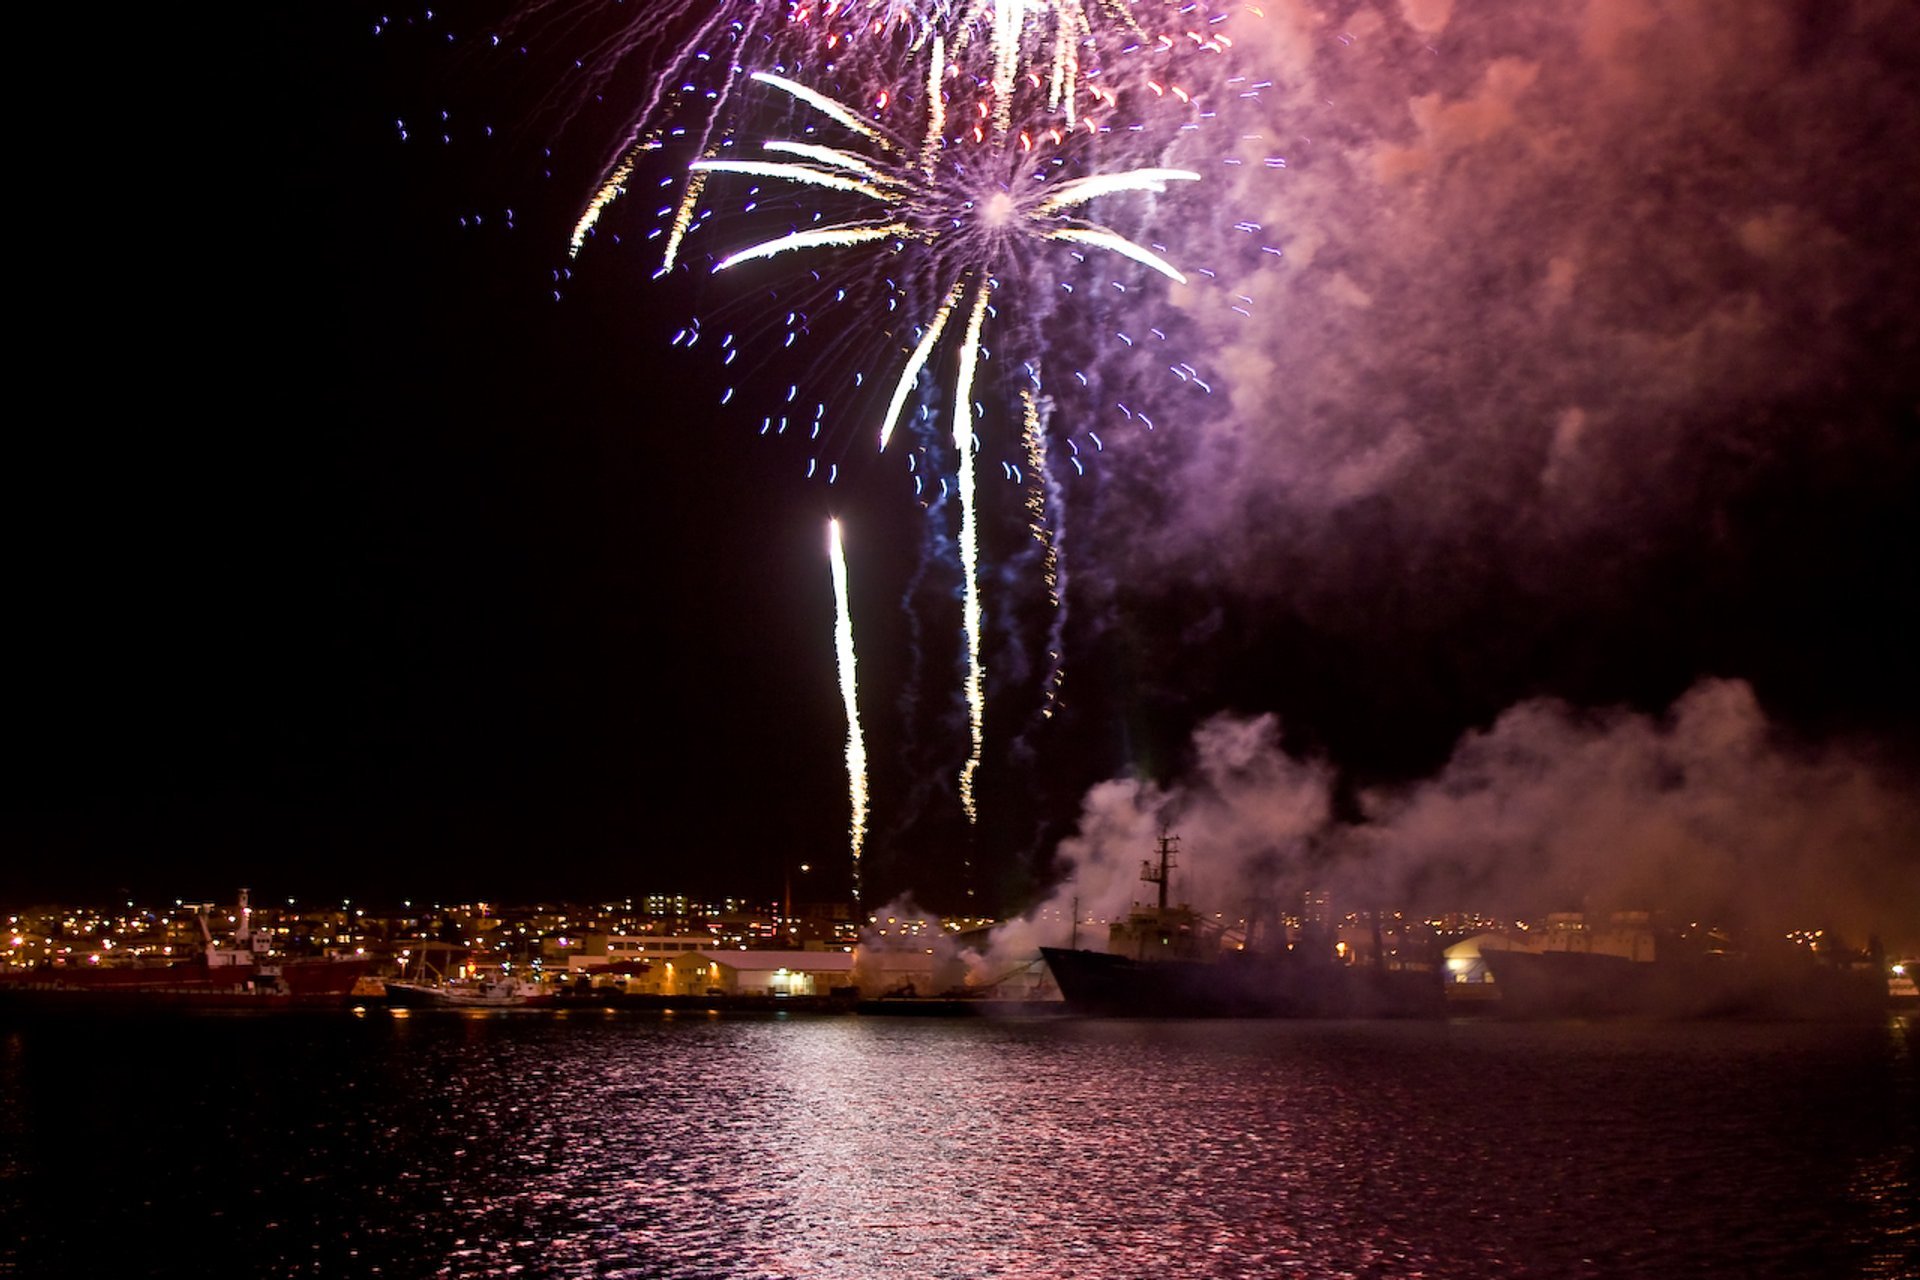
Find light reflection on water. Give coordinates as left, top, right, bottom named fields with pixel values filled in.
left=2, top=1012, right=1914, bottom=1278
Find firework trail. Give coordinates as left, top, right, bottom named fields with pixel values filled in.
left=1019, top=385, right=1068, bottom=721
left=952, top=280, right=992, bottom=822
left=1019, top=385, right=1060, bottom=612
left=828, top=518, right=869, bottom=901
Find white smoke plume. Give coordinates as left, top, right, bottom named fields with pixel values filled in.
left=852, top=893, right=974, bottom=994
left=973, top=714, right=1336, bottom=975
left=1118, top=0, right=1920, bottom=582
left=1358, top=678, right=1920, bottom=943
left=984, top=679, right=1919, bottom=966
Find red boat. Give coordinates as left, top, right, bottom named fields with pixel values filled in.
left=0, top=890, right=373, bottom=1012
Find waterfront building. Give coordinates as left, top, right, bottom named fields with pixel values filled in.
left=654, top=949, right=856, bottom=998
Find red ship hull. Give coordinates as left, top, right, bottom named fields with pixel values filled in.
left=0, top=956, right=375, bottom=1012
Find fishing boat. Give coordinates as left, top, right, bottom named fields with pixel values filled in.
left=1040, top=835, right=1445, bottom=1019
left=381, top=950, right=555, bottom=1008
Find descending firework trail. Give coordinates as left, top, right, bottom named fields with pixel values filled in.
left=694, top=40, right=1197, bottom=820
left=1000, top=383, right=1069, bottom=775
left=1018, top=386, right=1067, bottom=721
left=952, top=281, right=992, bottom=823
left=828, top=519, right=868, bottom=901
left=882, top=456, right=954, bottom=839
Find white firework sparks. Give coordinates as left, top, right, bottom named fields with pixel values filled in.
left=693, top=40, right=1196, bottom=821
left=828, top=518, right=869, bottom=900
left=692, top=42, right=1197, bottom=449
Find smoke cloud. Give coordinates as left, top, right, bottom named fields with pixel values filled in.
left=1359, top=678, right=1920, bottom=940
left=984, top=679, right=1919, bottom=968
left=1125, top=0, right=1919, bottom=580
left=1041, top=0, right=1920, bottom=743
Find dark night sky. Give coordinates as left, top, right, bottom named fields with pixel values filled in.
left=10, top=1, right=1919, bottom=940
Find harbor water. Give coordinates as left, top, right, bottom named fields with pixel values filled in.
left=2, top=1011, right=1914, bottom=1278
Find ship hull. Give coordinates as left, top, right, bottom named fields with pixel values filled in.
left=1480, top=949, right=1887, bottom=1021
left=381, top=980, right=556, bottom=1009
left=1040, top=947, right=1445, bottom=1019
left=0, top=957, right=374, bottom=1013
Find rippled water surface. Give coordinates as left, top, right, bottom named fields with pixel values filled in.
left=3, top=1011, right=1915, bottom=1278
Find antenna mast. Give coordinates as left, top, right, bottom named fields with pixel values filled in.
left=1140, top=832, right=1179, bottom=912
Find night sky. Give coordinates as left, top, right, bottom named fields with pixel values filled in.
left=12, top=1, right=1918, bottom=942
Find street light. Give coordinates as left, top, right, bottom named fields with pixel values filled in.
left=784, top=863, right=814, bottom=939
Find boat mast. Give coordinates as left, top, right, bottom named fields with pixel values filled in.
left=1141, top=833, right=1179, bottom=913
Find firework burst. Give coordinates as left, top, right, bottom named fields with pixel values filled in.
left=513, top=0, right=1243, bottom=268
left=692, top=42, right=1198, bottom=446
left=429, top=0, right=1286, bottom=873
left=693, top=38, right=1197, bottom=820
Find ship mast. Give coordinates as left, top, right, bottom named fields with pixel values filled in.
left=1141, top=833, right=1179, bottom=913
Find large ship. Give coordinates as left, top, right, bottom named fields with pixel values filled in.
left=1040, top=835, right=1445, bottom=1018
left=0, top=890, right=373, bottom=1012
left=1478, top=914, right=1889, bottom=1021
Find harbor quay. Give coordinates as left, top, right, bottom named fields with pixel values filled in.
left=4, top=884, right=1909, bottom=1017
